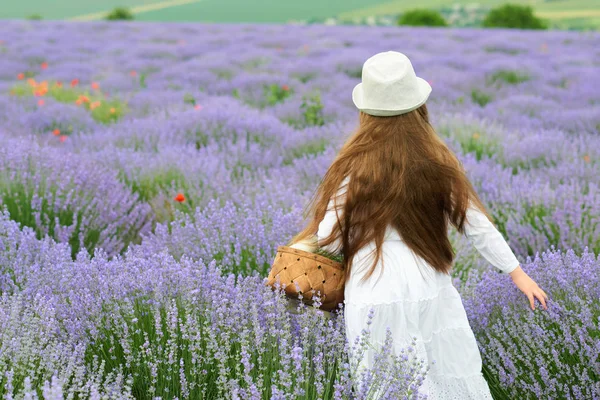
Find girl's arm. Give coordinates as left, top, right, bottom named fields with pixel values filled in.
left=463, top=200, right=548, bottom=310
left=462, top=200, right=520, bottom=275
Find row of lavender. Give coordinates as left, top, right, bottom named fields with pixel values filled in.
left=0, top=20, right=598, bottom=398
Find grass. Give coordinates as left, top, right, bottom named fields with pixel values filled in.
left=0, top=0, right=391, bottom=21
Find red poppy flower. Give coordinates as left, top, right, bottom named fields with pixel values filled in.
left=53, top=129, right=60, bottom=136
left=37, top=99, right=45, bottom=106
left=281, top=84, right=290, bottom=91
left=71, top=79, right=79, bottom=87
left=59, top=135, right=67, bottom=143
left=174, top=193, right=185, bottom=202
left=17, top=73, right=24, bottom=80
left=194, top=104, right=203, bottom=110
left=130, top=70, right=137, bottom=77
left=41, top=62, right=48, bottom=69
left=91, top=82, right=100, bottom=90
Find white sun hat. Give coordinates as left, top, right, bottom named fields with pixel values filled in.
left=352, top=51, right=432, bottom=117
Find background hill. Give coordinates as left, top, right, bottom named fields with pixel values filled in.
left=1, top=0, right=598, bottom=30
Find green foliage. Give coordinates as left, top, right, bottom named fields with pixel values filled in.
left=458, top=132, right=500, bottom=161
left=105, top=7, right=134, bottom=21
left=398, top=8, right=447, bottom=27
left=300, top=92, right=326, bottom=127
left=0, top=180, right=100, bottom=259
left=10, top=80, right=126, bottom=124
left=211, top=68, right=234, bottom=80
left=192, top=129, right=210, bottom=149
left=314, top=247, right=344, bottom=263
left=230, top=160, right=254, bottom=182
left=484, top=46, right=523, bottom=55
left=213, top=247, right=269, bottom=275
left=283, top=138, right=329, bottom=165
left=139, top=71, right=148, bottom=88
left=338, top=65, right=362, bottom=79
left=293, top=72, right=317, bottom=83
left=283, top=92, right=326, bottom=128
left=84, top=294, right=354, bottom=399
left=482, top=3, right=547, bottom=30
left=507, top=156, right=557, bottom=175
left=521, top=203, right=561, bottom=256
left=183, top=93, right=196, bottom=106
left=27, top=14, right=43, bottom=20
left=85, top=298, right=213, bottom=399
left=120, top=167, right=188, bottom=203
left=482, top=362, right=513, bottom=399
left=230, top=85, right=292, bottom=109
left=89, top=99, right=127, bottom=124
left=264, top=83, right=292, bottom=106
left=487, top=70, right=530, bottom=85
left=471, top=89, right=493, bottom=107
left=118, top=167, right=192, bottom=225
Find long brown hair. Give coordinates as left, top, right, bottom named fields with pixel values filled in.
left=289, top=104, right=494, bottom=284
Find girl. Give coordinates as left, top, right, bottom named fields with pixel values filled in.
left=290, top=51, right=548, bottom=398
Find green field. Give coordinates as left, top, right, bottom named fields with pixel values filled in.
left=1, top=0, right=393, bottom=22
left=0, top=0, right=598, bottom=28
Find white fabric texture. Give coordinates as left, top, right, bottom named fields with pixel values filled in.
left=316, top=177, right=520, bottom=399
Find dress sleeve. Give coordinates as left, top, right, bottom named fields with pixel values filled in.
left=462, top=200, right=520, bottom=275
left=316, top=177, right=349, bottom=254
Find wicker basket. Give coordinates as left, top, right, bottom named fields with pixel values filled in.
left=266, top=245, right=345, bottom=312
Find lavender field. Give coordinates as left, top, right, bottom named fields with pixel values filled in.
left=0, top=19, right=599, bottom=399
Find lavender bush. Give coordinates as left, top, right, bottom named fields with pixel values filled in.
left=458, top=247, right=600, bottom=398
left=0, top=138, right=152, bottom=258
left=0, top=293, right=134, bottom=399
left=0, top=212, right=427, bottom=398
left=84, top=283, right=429, bottom=399
left=136, top=197, right=303, bottom=275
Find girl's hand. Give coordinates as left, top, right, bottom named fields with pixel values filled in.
left=509, top=266, right=548, bottom=311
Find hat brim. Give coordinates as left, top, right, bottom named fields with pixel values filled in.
left=352, top=77, right=432, bottom=117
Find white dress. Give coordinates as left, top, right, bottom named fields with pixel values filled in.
left=316, top=177, right=520, bottom=399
